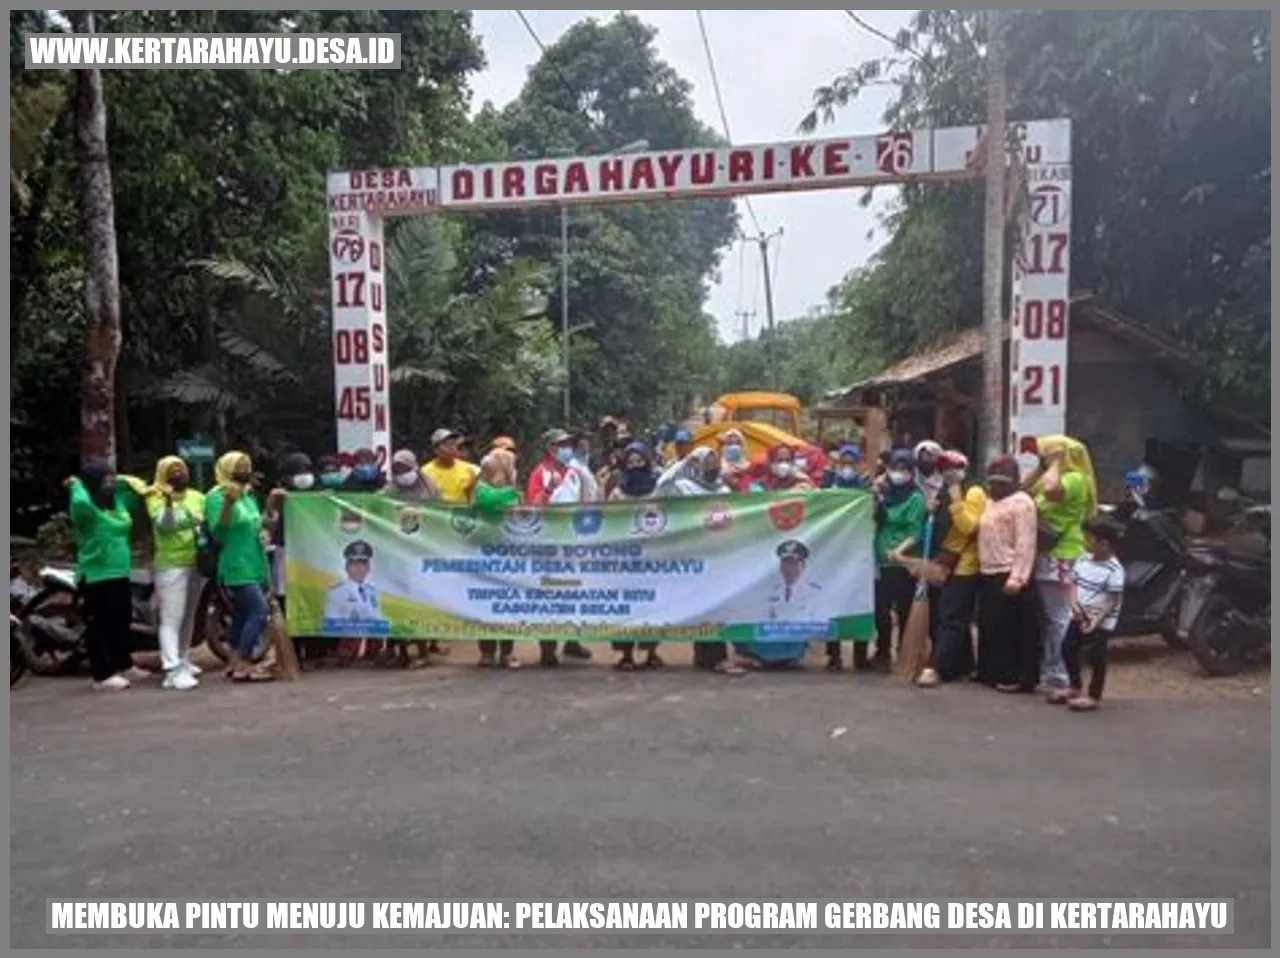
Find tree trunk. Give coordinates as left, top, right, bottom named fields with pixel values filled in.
left=70, top=11, right=122, bottom=468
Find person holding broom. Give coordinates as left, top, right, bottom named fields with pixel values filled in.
left=869, top=449, right=927, bottom=672
left=916, top=452, right=988, bottom=687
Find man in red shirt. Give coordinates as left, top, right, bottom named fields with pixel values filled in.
left=525, top=428, right=593, bottom=665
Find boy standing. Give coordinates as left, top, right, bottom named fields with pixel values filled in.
left=1059, top=518, right=1125, bottom=710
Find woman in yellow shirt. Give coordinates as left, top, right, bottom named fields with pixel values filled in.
left=146, top=456, right=206, bottom=691
left=917, top=452, right=987, bottom=687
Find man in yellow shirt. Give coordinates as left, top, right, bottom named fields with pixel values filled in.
left=422, top=428, right=480, bottom=505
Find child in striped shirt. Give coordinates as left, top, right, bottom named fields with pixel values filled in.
left=1059, top=518, right=1126, bottom=710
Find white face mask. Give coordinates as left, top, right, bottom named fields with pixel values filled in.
left=772, top=462, right=792, bottom=478
left=888, top=470, right=911, bottom=486
left=394, top=471, right=418, bottom=489
left=291, top=473, right=315, bottom=491
left=837, top=466, right=857, bottom=481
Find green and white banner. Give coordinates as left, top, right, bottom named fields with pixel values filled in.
left=283, top=491, right=876, bottom=643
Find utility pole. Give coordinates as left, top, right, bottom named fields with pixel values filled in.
left=979, top=9, right=1008, bottom=464
left=751, top=228, right=783, bottom=387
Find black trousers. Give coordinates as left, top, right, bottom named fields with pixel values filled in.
left=82, top=577, right=135, bottom=682
left=873, top=566, right=915, bottom=663
left=612, top=641, right=658, bottom=656
left=693, top=642, right=728, bottom=669
left=1062, top=624, right=1111, bottom=700
left=977, top=573, right=1040, bottom=690
left=477, top=640, right=515, bottom=658
left=932, top=574, right=979, bottom=681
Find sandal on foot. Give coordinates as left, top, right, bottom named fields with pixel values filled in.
left=615, top=658, right=637, bottom=672
left=644, top=653, right=666, bottom=669
left=712, top=661, right=747, bottom=676
left=500, top=656, right=522, bottom=669
left=477, top=655, right=496, bottom=669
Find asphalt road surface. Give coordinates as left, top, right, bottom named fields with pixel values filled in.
left=11, top=657, right=1271, bottom=948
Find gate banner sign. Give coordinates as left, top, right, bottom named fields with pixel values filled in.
left=282, top=491, right=876, bottom=644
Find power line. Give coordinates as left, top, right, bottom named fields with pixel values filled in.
left=513, top=10, right=586, bottom=113
left=693, top=10, right=764, bottom=237
left=842, top=10, right=925, bottom=62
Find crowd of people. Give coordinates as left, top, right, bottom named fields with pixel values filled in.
left=63, top=419, right=1122, bottom=712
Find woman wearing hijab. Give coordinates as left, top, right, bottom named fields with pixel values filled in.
left=205, top=451, right=274, bottom=683
left=385, top=449, right=438, bottom=504
left=146, top=455, right=206, bottom=690
left=870, top=448, right=927, bottom=671
left=717, top=429, right=751, bottom=491
left=66, top=460, right=151, bottom=691
left=743, top=444, right=814, bottom=493
left=606, top=442, right=664, bottom=670
left=316, top=454, right=345, bottom=491
left=470, top=447, right=523, bottom=668
left=976, top=455, right=1040, bottom=692
left=1023, top=435, right=1098, bottom=701
left=343, top=447, right=385, bottom=491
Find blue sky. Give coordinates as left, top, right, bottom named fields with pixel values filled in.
left=467, top=10, right=917, bottom=342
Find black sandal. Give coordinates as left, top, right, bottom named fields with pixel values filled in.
left=825, top=657, right=844, bottom=673
left=644, top=653, right=665, bottom=669
left=615, top=657, right=636, bottom=672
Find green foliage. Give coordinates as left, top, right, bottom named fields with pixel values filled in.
left=807, top=10, right=1271, bottom=419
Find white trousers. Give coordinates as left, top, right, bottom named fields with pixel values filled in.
left=154, top=566, right=204, bottom=673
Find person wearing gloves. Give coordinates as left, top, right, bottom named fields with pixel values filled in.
left=916, top=451, right=988, bottom=687
left=205, top=451, right=275, bottom=683
left=870, top=448, right=927, bottom=671
left=65, top=460, right=152, bottom=691
left=526, top=428, right=594, bottom=665
left=146, top=455, right=207, bottom=690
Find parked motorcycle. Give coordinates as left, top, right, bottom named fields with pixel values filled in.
left=1110, top=504, right=1190, bottom=648
left=10, top=563, right=248, bottom=675
left=1176, top=492, right=1270, bottom=677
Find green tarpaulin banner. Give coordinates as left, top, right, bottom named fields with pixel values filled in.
left=283, top=490, right=876, bottom=644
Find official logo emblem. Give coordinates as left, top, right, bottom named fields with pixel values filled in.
left=450, top=509, right=478, bottom=538
left=768, top=499, right=805, bottom=533
left=573, top=508, right=604, bottom=537
left=504, top=507, right=543, bottom=538
left=398, top=507, right=421, bottom=536
left=633, top=503, right=668, bottom=536
left=338, top=508, right=364, bottom=535
left=703, top=503, right=733, bottom=532
left=331, top=229, right=365, bottom=264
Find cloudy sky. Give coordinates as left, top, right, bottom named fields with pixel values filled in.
left=467, top=9, right=917, bottom=342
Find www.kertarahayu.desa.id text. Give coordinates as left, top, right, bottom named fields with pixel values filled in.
left=26, top=34, right=397, bottom=68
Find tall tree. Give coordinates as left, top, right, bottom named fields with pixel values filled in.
left=68, top=10, right=122, bottom=465
left=805, top=10, right=1271, bottom=418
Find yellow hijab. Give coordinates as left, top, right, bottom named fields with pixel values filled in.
left=1034, top=434, right=1098, bottom=517
left=147, top=455, right=188, bottom=500
left=213, top=451, right=252, bottom=490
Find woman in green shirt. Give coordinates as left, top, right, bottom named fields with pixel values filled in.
left=205, top=451, right=274, bottom=682
left=471, top=447, right=522, bottom=668
left=66, top=459, right=150, bottom=691
left=871, top=448, right=927, bottom=672
left=1024, top=435, right=1098, bottom=700
left=147, top=455, right=206, bottom=690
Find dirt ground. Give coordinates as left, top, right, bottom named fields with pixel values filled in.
left=155, top=633, right=1270, bottom=703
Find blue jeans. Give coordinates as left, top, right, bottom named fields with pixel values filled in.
left=1036, top=580, right=1073, bottom=690
left=229, top=584, right=270, bottom=659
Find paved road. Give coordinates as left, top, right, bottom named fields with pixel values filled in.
left=11, top=662, right=1271, bottom=947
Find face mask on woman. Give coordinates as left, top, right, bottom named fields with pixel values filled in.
left=723, top=444, right=744, bottom=465
left=555, top=446, right=574, bottom=467
left=772, top=462, right=792, bottom=478
left=232, top=469, right=253, bottom=486
left=837, top=465, right=857, bottom=482
left=168, top=473, right=189, bottom=493
left=353, top=463, right=379, bottom=482
left=291, top=472, right=316, bottom=491
left=394, top=471, right=418, bottom=489
left=887, top=469, right=911, bottom=486
left=320, top=471, right=344, bottom=490
left=702, top=467, right=721, bottom=485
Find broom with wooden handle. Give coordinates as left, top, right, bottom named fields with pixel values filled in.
left=266, top=597, right=301, bottom=681
left=894, top=515, right=936, bottom=681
